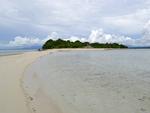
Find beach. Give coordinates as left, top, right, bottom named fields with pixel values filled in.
left=0, top=50, right=53, bottom=113
left=0, top=49, right=150, bottom=113
left=0, top=48, right=104, bottom=113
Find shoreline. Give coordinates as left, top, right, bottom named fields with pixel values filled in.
left=21, top=48, right=106, bottom=113
left=1, top=48, right=149, bottom=113
left=0, top=49, right=53, bottom=113
left=0, top=48, right=105, bottom=113
left=21, top=50, right=59, bottom=113
left=22, top=49, right=150, bottom=113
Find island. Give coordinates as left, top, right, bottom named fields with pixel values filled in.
left=42, top=39, right=128, bottom=49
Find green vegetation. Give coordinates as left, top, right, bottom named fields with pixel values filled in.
left=42, top=39, right=128, bottom=49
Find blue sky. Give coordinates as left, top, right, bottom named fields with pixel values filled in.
left=0, top=0, right=150, bottom=48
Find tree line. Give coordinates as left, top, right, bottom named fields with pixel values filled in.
left=42, top=39, right=128, bottom=49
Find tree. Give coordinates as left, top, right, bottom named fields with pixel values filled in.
left=42, top=39, right=128, bottom=50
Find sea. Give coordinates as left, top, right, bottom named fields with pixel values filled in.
left=23, top=49, right=150, bottom=113
left=0, top=49, right=37, bottom=56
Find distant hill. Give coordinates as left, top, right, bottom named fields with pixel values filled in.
left=42, top=39, right=128, bottom=49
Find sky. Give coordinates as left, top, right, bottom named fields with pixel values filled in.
left=0, top=0, right=150, bottom=48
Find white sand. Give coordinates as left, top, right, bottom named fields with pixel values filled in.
left=1, top=48, right=150, bottom=113
left=0, top=48, right=104, bottom=113
left=0, top=50, right=52, bottom=113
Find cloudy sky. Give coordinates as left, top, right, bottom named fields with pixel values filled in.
left=0, top=0, right=150, bottom=48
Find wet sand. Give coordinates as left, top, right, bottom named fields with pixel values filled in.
left=0, top=48, right=105, bottom=113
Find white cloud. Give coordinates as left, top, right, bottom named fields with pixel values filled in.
left=5, top=32, right=61, bottom=48
left=86, top=21, right=150, bottom=46
left=2, top=19, right=150, bottom=48
left=8, top=37, right=41, bottom=47
left=143, top=20, right=150, bottom=39
left=0, top=0, right=150, bottom=39
left=5, top=29, right=133, bottom=48
left=87, top=29, right=134, bottom=45
left=135, top=20, right=150, bottom=46
left=102, top=8, right=150, bottom=35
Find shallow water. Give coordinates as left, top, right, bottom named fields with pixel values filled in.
left=0, top=49, right=36, bottom=56
left=23, top=49, right=150, bottom=113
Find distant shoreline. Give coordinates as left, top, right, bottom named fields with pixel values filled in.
left=1, top=47, right=150, bottom=57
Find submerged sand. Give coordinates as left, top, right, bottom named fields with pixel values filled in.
left=0, top=48, right=104, bottom=113
left=0, top=49, right=150, bottom=113
left=23, top=49, right=150, bottom=113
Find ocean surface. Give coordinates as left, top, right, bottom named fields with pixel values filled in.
left=23, top=49, right=150, bottom=113
left=0, top=49, right=37, bottom=56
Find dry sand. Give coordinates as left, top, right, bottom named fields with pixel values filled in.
left=0, top=50, right=53, bottom=113
left=1, top=48, right=149, bottom=113
left=0, top=48, right=105, bottom=113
